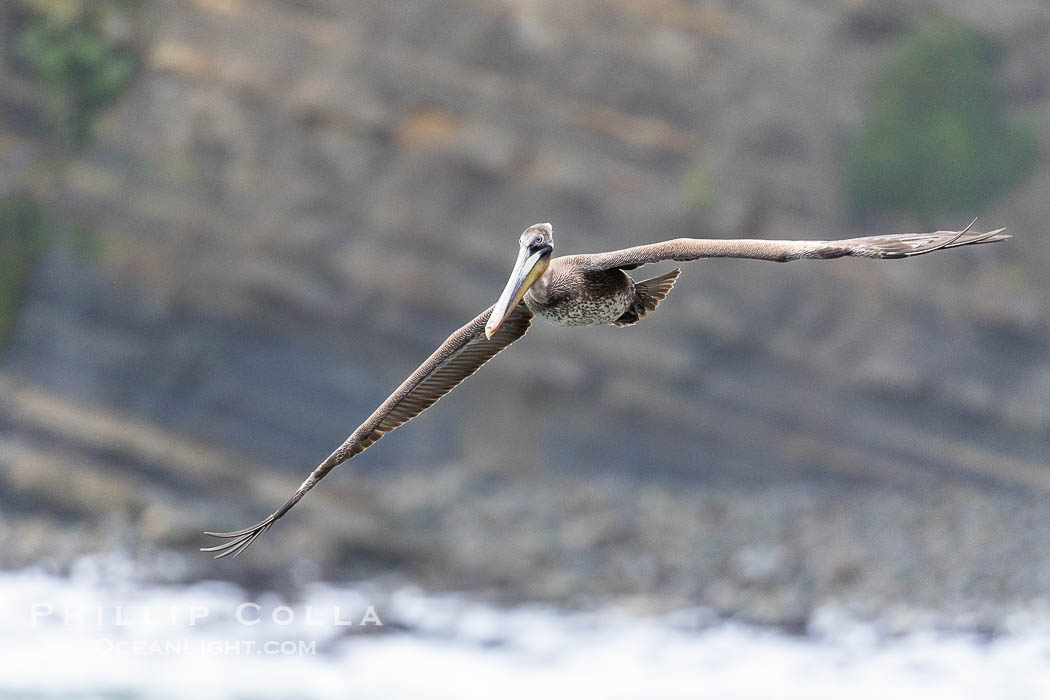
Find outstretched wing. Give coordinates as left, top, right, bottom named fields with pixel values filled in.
left=202, top=302, right=533, bottom=558
left=575, top=223, right=1009, bottom=272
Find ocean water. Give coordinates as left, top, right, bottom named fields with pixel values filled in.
left=2, top=555, right=1050, bottom=699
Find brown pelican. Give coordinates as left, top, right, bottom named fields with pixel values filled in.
left=203, top=220, right=1007, bottom=557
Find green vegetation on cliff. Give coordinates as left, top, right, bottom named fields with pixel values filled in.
left=14, top=0, right=136, bottom=150
left=0, top=1, right=133, bottom=347
left=846, top=17, right=1037, bottom=221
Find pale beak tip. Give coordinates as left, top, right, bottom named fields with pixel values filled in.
left=484, top=326, right=495, bottom=340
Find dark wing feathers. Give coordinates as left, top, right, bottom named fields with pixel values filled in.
left=361, top=303, right=532, bottom=444
left=202, top=302, right=533, bottom=558
left=577, top=226, right=1009, bottom=272
left=613, top=268, right=680, bottom=326
left=635, top=268, right=680, bottom=311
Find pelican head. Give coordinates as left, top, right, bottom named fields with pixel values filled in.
left=485, top=223, right=554, bottom=338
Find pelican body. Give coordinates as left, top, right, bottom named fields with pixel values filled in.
left=484, top=223, right=680, bottom=334
left=204, top=220, right=1008, bottom=557
left=526, top=265, right=637, bottom=326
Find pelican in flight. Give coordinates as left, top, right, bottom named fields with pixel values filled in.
left=204, top=220, right=1007, bottom=557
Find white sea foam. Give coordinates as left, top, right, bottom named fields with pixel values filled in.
left=2, top=555, right=1050, bottom=699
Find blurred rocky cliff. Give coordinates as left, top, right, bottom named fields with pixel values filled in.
left=1, top=0, right=1049, bottom=627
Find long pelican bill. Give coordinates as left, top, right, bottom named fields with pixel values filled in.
left=486, top=245, right=549, bottom=338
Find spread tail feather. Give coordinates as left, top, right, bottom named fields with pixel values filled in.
left=614, top=268, right=681, bottom=326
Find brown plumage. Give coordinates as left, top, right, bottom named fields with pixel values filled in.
left=204, top=220, right=1008, bottom=557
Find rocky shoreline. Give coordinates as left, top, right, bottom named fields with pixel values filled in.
left=3, top=374, right=1048, bottom=637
